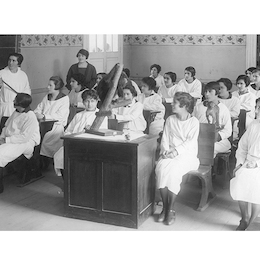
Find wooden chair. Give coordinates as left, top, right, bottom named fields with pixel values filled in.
left=214, top=117, right=238, bottom=187
left=185, top=123, right=216, bottom=211
left=154, top=123, right=216, bottom=212
left=143, top=110, right=161, bottom=134
left=163, top=102, right=172, bottom=120
left=108, top=118, right=129, bottom=132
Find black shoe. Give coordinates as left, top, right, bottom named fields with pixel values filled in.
left=165, top=210, right=176, bottom=225
left=157, top=209, right=167, bottom=222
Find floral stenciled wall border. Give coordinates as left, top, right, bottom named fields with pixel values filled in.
left=20, top=35, right=83, bottom=47
left=124, top=35, right=246, bottom=46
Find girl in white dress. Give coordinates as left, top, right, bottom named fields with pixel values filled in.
left=54, top=89, right=108, bottom=176
left=230, top=97, right=260, bottom=230
left=232, top=75, right=256, bottom=137
left=149, top=64, right=165, bottom=93
left=34, top=76, right=70, bottom=165
left=155, top=92, right=200, bottom=225
left=67, top=73, right=86, bottom=125
left=0, top=93, right=40, bottom=193
left=177, top=66, right=202, bottom=103
left=112, top=84, right=146, bottom=134
left=137, top=77, right=165, bottom=136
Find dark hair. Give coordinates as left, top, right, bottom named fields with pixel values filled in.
left=204, top=81, right=220, bottom=95
left=150, top=64, right=161, bottom=73
left=185, top=66, right=196, bottom=77
left=71, top=73, right=85, bottom=86
left=8, top=52, right=23, bottom=66
left=256, top=97, right=260, bottom=104
left=174, top=92, right=195, bottom=114
left=123, top=68, right=130, bottom=78
left=164, top=72, right=177, bottom=83
left=236, top=75, right=250, bottom=87
left=245, top=67, right=257, bottom=74
left=252, top=68, right=260, bottom=75
left=49, top=76, right=64, bottom=90
left=15, top=93, right=32, bottom=108
left=97, top=72, right=107, bottom=78
left=76, top=49, right=89, bottom=59
left=141, top=77, right=156, bottom=90
left=123, top=82, right=137, bottom=97
left=81, top=89, right=99, bottom=101
left=217, top=78, right=233, bottom=91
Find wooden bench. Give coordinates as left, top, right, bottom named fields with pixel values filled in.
left=185, top=123, right=216, bottom=211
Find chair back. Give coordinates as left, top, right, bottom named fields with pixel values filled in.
left=143, top=110, right=161, bottom=134
left=198, top=123, right=215, bottom=166
left=108, top=119, right=125, bottom=131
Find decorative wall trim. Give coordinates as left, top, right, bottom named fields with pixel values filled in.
left=20, top=35, right=83, bottom=47
left=124, top=35, right=246, bottom=46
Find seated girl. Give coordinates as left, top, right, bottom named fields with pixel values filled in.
left=54, top=89, right=108, bottom=176
left=137, top=77, right=165, bottom=136
left=158, top=71, right=184, bottom=101
left=111, top=84, right=146, bottom=134
left=67, top=73, right=86, bottom=125
left=217, top=78, right=240, bottom=118
left=34, top=76, right=70, bottom=163
left=0, top=93, right=40, bottom=193
left=249, top=68, right=260, bottom=98
left=230, top=97, right=260, bottom=230
left=155, top=92, right=200, bottom=225
left=159, top=72, right=186, bottom=119
left=149, top=64, right=165, bottom=93
left=93, top=72, right=107, bottom=90
left=176, top=66, right=202, bottom=103
left=193, top=82, right=232, bottom=158
left=68, top=73, right=86, bottom=108
left=232, top=75, right=256, bottom=133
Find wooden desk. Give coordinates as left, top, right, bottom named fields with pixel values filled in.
left=63, top=134, right=157, bottom=229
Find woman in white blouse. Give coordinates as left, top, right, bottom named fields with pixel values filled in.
left=34, top=76, right=70, bottom=166
left=112, top=84, right=146, bottom=134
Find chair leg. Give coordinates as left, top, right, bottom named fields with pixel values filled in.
left=196, top=172, right=216, bottom=211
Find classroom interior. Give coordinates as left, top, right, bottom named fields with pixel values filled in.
left=0, top=34, right=260, bottom=232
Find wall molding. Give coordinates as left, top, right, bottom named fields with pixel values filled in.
left=20, top=35, right=83, bottom=48
left=124, top=34, right=246, bottom=46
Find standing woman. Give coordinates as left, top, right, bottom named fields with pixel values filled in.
left=34, top=76, right=70, bottom=163
left=149, top=64, right=165, bottom=93
left=66, top=49, right=97, bottom=90
left=155, top=92, right=200, bottom=225
left=0, top=53, right=31, bottom=133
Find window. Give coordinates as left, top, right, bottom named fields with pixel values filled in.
left=88, top=34, right=118, bottom=53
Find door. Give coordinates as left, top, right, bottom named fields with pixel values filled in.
left=83, top=34, right=123, bottom=73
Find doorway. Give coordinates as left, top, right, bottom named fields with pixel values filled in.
left=83, top=34, right=123, bottom=73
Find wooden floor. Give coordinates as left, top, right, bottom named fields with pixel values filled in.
left=1, top=159, right=259, bottom=231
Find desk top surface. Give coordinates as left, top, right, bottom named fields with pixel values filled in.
left=62, top=131, right=157, bottom=146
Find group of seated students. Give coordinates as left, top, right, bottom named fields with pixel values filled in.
left=151, top=63, right=260, bottom=230
left=1, top=50, right=260, bottom=231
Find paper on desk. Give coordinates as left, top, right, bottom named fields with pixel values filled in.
left=75, top=132, right=146, bottom=142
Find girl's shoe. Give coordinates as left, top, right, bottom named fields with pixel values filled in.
left=157, top=209, right=167, bottom=222
left=236, top=219, right=248, bottom=231
left=166, top=209, right=176, bottom=225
